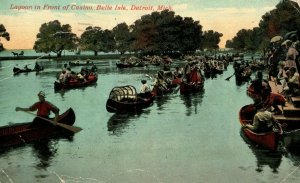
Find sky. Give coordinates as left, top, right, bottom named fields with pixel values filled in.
left=0, top=0, right=287, bottom=50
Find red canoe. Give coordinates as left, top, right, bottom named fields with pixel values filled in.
left=239, top=104, right=283, bottom=151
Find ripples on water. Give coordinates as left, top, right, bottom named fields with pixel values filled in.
left=0, top=58, right=300, bottom=182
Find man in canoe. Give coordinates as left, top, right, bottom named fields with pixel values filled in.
left=15, top=91, right=60, bottom=127
left=244, top=101, right=278, bottom=133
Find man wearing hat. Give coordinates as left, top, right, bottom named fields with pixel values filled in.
left=15, top=91, right=60, bottom=127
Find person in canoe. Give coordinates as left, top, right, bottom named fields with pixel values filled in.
left=243, top=101, right=278, bottom=133
left=139, top=80, right=152, bottom=98
left=15, top=91, right=60, bottom=127
left=251, top=71, right=269, bottom=95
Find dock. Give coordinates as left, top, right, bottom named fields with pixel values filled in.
left=268, top=80, right=300, bottom=131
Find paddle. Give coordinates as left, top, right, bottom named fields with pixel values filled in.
left=225, top=72, right=235, bottom=81
left=21, top=111, right=82, bottom=133
left=145, top=74, right=153, bottom=80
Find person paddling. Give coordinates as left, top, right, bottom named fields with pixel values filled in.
left=15, top=91, right=60, bottom=127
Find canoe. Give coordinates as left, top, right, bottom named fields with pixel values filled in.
left=106, top=85, right=154, bottom=113
left=116, top=62, right=146, bottom=68
left=13, top=66, right=44, bottom=75
left=179, top=81, right=204, bottom=95
left=54, top=74, right=97, bottom=91
left=0, top=108, right=76, bottom=148
left=239, top=104, right=283, bottom=151
left=69, top=61, right=94, bottom=66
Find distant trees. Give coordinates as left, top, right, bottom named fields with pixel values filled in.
left=226, top=0, right=300, bottom=51
left=0, top=24, right=10, bottom=51
left=201, top=30, right=223, bottom=50
left=112, top=23, right=133, bottom=55
left=33, top=20, right=78, bottom=57
left=33, top=10, right=224, bottom=57
left=130, top=10, right=204, bottom=55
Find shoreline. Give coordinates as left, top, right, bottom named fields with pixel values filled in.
left=0, top=54, right=123, bottom=61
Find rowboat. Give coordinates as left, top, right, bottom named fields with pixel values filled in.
left=0, top=108, right=76, bottom=148
left=54, top=73, right=97, bottom=91
left=239, top=104, right=283, bottom=151
left=13, top=66, right=44, bottom=75
left=106, top=85, right=154, bottom=113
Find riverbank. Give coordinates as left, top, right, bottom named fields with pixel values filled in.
left=0, top=54, right=123, bottom=61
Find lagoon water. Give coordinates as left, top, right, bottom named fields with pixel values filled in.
left=0, top=57, right=300, bottom=182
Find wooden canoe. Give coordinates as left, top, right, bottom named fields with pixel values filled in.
left=239, top=104, right=283, bottom=151
left=13, top=66, right=44, bottom=75
left=54, top=74, right=97, bottom=91
left=0, top=108, right=76, bottom=148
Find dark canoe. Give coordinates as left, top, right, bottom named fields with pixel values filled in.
left=239, top=104, right=283, bottom=151
left=0, top=108, right=76, bottom=148
left=235, top=72, right=252, bottom=82
left=116, top=62, right=146, bottom=68
left=69, top=61, right=94, bottom=66
left=179, top=81, right=204, bottom=95
left=54, top=74, right=98, bottom=91
left=106, top=85, right=154, bottom=113
left=151, top=85, right=174, bottom=97
left=13, top=67, right=44, bottom=75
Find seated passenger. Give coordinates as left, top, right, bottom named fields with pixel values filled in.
left=244, top=102, right=277, bottom=133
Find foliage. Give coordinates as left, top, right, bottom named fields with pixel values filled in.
left=0, top=24, right=10, bottom=51
left=226, top=0, right=300, bottom=51
left=112, top=23, right=133, bottom=55
left=201, top=30, right=223, bottom=50
left=79, top=26, right=116, bottom=56
left=130, top=10, right=203, bottom=55
left=33, top=20, right=78, bottom=57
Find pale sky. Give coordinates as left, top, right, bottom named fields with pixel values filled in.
left=0, top=0, right=283, bottom=49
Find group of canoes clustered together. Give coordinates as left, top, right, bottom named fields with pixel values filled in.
left=3, top=31, right=300, bottom=151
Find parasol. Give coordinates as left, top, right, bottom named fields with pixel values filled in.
left=270, top=36, right=283, bottom=43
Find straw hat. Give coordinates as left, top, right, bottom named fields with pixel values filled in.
left=37, top=91, right=46, bottom=97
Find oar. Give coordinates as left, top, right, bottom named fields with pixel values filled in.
left=21, top=111, right=82, bottom=133
left=225, top=72, right=235, bottom=81
left=145, top=74, right=153, bottom=80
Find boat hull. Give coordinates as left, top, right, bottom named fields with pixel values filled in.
left=0, top=108, right=75, bottom=148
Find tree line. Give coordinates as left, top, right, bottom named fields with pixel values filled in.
left=0, top=10, right=223, bottom=57
left=225, top=0, right=300, bottom=51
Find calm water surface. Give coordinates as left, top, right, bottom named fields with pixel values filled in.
left=0, top=58, right=300, bottom=183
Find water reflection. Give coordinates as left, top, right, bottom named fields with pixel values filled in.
left=32, top=135, right=74, bottom=170
left=155, top=96, right=172, bottom=111
left=283, top=130, right=300, bottom=158
left=107, top=113, right=140, bottom=136
left=240, top=130, right=282, bottom=173
left=180, top=91, right=204, bottom=116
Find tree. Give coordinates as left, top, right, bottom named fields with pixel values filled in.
left=202, top=30, right=223, bottom=50
left=33, top=20, right=78, bottom=57
left=79, top=26, right=103, bottom=56
left=226, top=0, right=300, bottom=51
left=0, top=24, right=10, bottom=51
left=130, top=10, right=203, bottom=55
left=100, top=29, right=116, bottom=53
left=112, top=23, right=133, bottom=55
